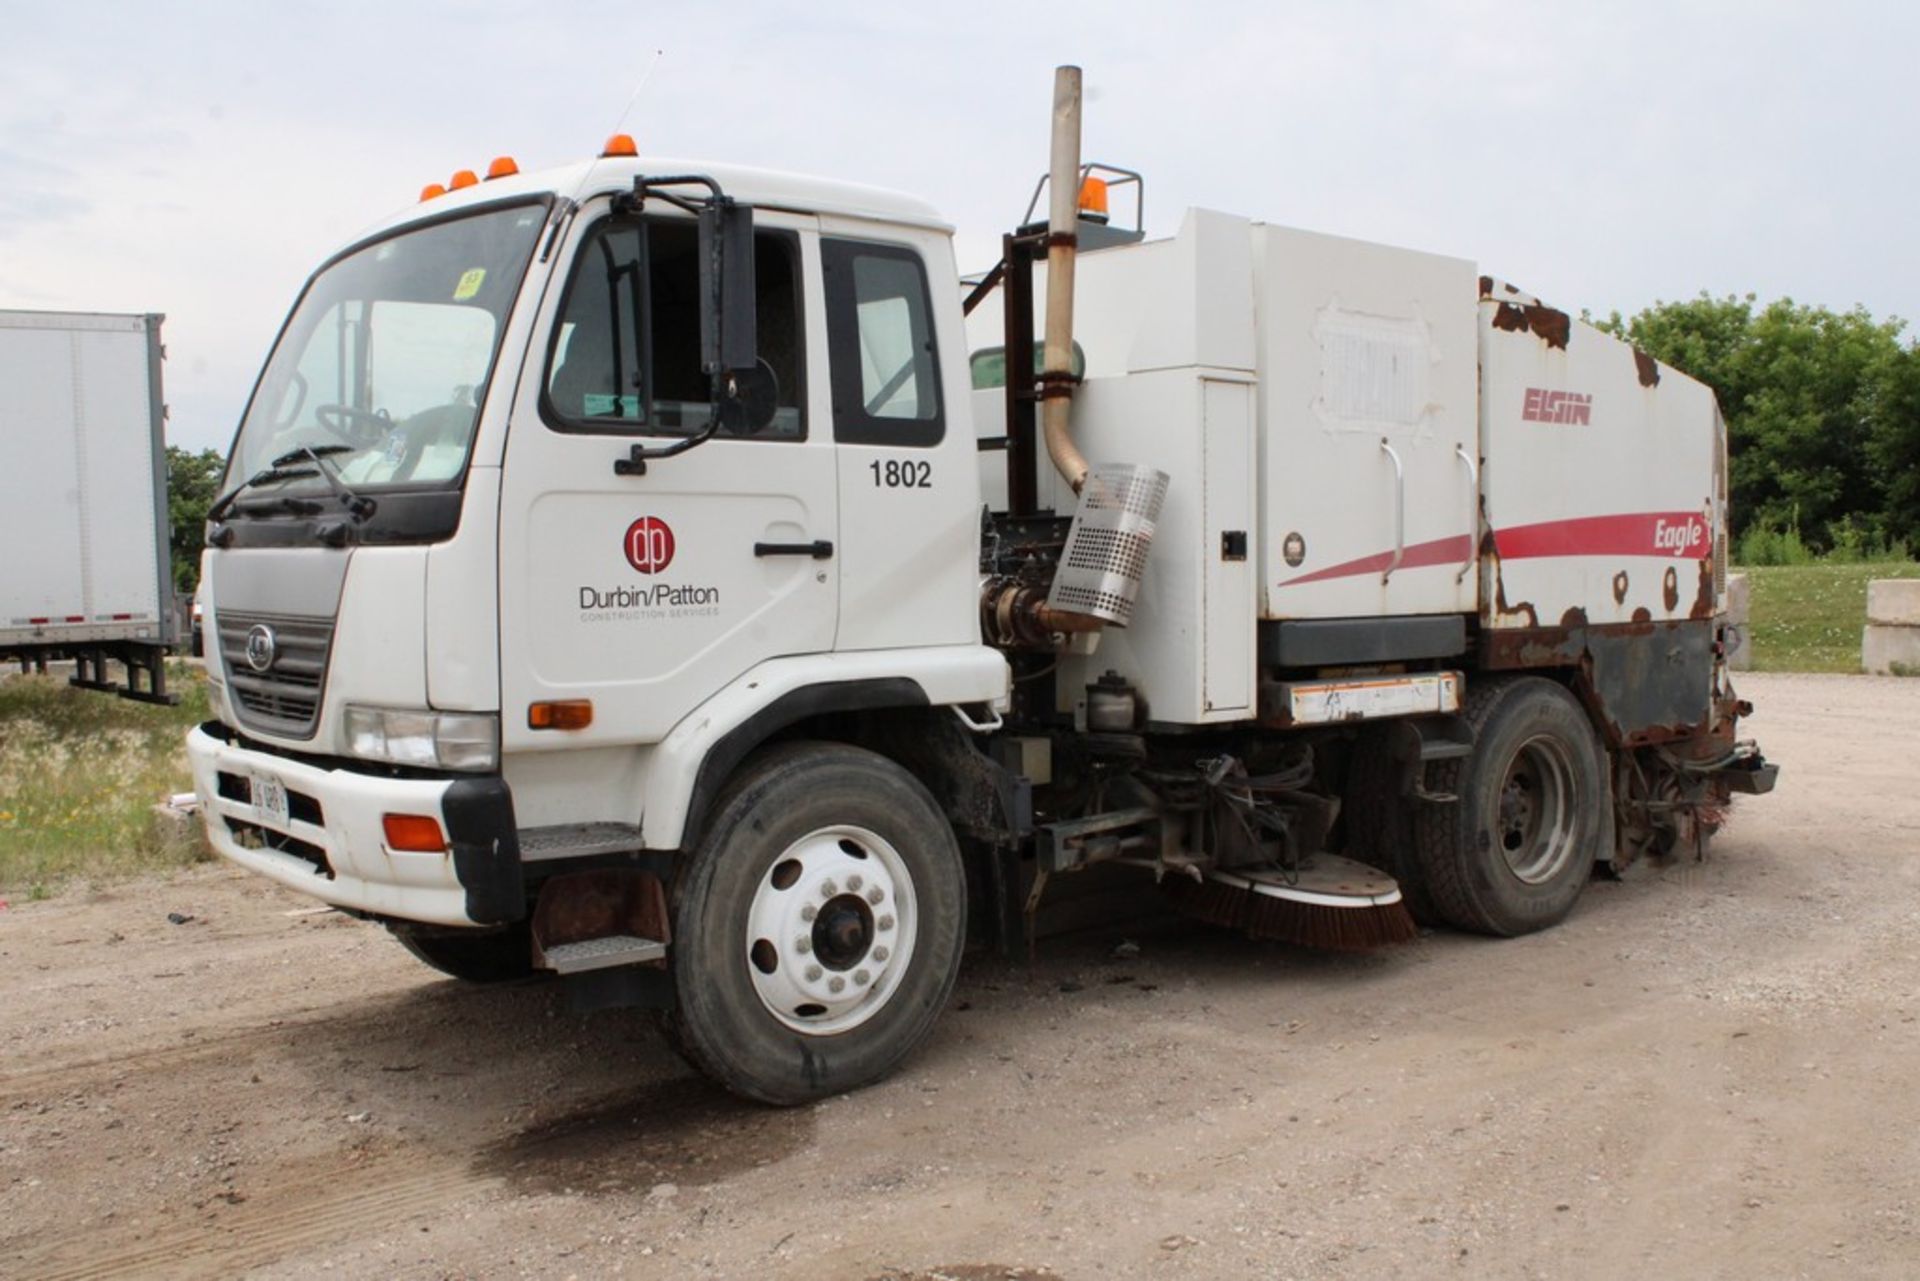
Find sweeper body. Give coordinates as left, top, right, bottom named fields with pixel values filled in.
left=188, top=70, right=1773, bottom=1103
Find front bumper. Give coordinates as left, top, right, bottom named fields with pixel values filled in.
left=186, top=724, right=523, bottom=927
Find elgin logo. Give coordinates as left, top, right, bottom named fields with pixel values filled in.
left=623, top=517, right=676, bottom=574
left=1522, top=387, right=1592, bottom=425
left=1653, top=516, right=1709, bottom=557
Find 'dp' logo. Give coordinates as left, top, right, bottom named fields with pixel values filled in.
left=624, top=517, right=675, bottom=574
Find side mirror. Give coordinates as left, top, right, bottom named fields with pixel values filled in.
left=698, top=200, right=757, bottom=377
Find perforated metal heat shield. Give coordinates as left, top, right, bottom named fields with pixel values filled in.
left=1046, top=463, right=1170, bottom=626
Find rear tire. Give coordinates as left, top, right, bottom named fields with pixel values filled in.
left=1411, top=677, right=1606, bottom=936
left=392, top=923, right=535, bottom=983
left=668, top=741, right=966, bottom=1105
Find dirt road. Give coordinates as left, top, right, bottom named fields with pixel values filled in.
left=3, top=672, right=1917, bottom=1279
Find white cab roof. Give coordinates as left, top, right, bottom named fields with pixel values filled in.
left=352, top=155, right=951, bottom=247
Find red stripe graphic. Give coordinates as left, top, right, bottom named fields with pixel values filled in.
left=1495, top=511, right=1709, bottom=561
left=1277, top=511, right=1711, bottom=589
left=1279, top=534, right=1474, bottom=587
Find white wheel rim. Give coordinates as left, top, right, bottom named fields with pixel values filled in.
left=744, top=823, right=918, bottom=1035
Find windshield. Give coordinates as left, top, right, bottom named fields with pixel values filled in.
left=228, top=201, right=548, bottom=497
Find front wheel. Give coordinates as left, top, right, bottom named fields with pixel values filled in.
left=1411, top=677, right=1607, bottom=936
left=667, top=741, right=966, bottom=1104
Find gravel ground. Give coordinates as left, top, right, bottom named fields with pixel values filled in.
left=2, top=672, right=1916, bottom=1280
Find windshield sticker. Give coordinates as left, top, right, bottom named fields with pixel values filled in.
left=582, top=393, right=642, bottom=418
left=453, top=268, right=487, bottom=301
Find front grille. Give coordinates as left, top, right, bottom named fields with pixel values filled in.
left=216, top=609, right=335, bottom=740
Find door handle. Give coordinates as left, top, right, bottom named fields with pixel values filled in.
left=1379, top=437, right=1404, bottom=584
left=754, top=540, right=834, bottom=559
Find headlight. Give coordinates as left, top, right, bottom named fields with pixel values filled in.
left=344, top=706, right=499, bottom=771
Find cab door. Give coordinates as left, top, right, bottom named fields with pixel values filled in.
left=497, top=203, right=836, bottom=765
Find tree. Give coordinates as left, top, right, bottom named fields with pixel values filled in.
left=165, top=445, right=226, bottom=594
left=1597, top=294, right=1911, bottom=552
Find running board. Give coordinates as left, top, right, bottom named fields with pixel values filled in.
left=539, top=935, right=667, bottom=974
left=519, top=822, right=646, bottom=862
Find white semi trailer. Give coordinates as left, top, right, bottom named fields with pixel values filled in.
left=0, top=310, right=178, bottom=703
left=189, top=69, right=1774, bottom=1102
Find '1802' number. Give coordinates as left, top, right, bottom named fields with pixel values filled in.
left=869, top=460, right=932, bottom=489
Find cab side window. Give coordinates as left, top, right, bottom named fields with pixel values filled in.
left=543, top=219, right=804, bottom=439
left=822, top=239, right=943, bottom=447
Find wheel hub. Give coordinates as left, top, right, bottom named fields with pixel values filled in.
left=1497, top=736, right=1579, bottom=885
left=745, top=825, right=916, bottom=1034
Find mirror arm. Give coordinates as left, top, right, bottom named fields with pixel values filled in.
left=612, top=419, right=722, bottom=477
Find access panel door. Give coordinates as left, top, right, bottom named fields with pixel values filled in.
left=1255, top=226, right=1480, bottom=620
left=498, top=207, right=837, bottom=755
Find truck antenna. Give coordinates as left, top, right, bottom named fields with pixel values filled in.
left=610, top=50, right=666, bottom=142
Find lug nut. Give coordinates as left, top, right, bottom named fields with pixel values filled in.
left=805, top=964, right=822, bottom=981
left=847, top=874, right=863, bottom=892
left=795, top=936, right=811, bottom=954
left=877, top=914, right=895, bottom=931
left=828, top=976, right=846, bottom=994
left=854, top=968, right=871, bottom=986
left=866, top=887, right=884, bottom=905
left=800, top=904, right=817, bottom=922
left=872, top=945, right=890, bottom=962
left=820, top=880, right=838, bottom=898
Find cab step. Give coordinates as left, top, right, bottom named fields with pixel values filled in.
left=518, top=822, right=646, bottom=862
left=539, top=934, right=667, bottom=974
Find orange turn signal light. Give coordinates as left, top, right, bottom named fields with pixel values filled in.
left=486, top=155, right=519, bottom=180
left=419, top=182, right=447, bottom=202
left=383, top=813, right=447, bottom=853
left=601, top=133, right=638, bottom=158
left=1078, top=176, right=1109, bottom=217
left=448, top=169, right=479, bottom=190
left=528, top=700, right=594, bottom=731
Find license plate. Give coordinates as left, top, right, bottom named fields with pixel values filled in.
left=250, top=772, right=290, bottom=828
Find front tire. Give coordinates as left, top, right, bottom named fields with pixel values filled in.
left=1411, top=677, right=1607, bottom=936
left=668, top=741, right=966, bottom=1104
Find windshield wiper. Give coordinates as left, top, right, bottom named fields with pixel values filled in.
left=272, top=445, right=376, bottom=520
left=205, top=444, right=375, bottom=537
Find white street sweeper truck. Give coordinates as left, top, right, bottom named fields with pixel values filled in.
left=189, top=67, right=1774, bottom=1102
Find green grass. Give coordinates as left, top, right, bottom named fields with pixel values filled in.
left=0, top=662, right=211, bottom=897
left=1741, top=561, right=1920, bottom=673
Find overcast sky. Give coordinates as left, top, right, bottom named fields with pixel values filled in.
left=2, top=1, right=1910, bottom=452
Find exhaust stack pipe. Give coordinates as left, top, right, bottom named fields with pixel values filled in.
left=1041, top=65, right=1090, bottom=494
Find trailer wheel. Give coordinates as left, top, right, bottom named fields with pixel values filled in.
left=1411, top=677, right=1605, bottom=936
left=391, top=923, right=535, bottom=983
left=667, top=741, right=966, bottom=1105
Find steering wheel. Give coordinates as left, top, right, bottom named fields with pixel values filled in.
left=314, top=403, right=392, bottom=446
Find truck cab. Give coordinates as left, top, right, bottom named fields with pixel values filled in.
left=190, top=148, right=1008, bottom=1100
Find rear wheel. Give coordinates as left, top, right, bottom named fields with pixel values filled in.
left=1411, top=677, right=1606, bottom=936
left=668, top=741, right=966, bottom=1104
left=392, top=922, right=535, bottom=983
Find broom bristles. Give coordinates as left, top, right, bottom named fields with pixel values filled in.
left=1162, top=865, right=1418, bottom=951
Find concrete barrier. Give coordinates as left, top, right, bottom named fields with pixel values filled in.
left=1725, top=572, right=1752, bottom=671
left=1863, top=578, right=1920, bottom=675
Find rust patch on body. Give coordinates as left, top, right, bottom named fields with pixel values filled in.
left=1478, top=274, right=1494, bottom=299
left=1691, top=557, right=1717, bottom=619
left=1663, top=566, right=1680, bottom=613
left=1560, top=607, right=1588, bottom=628
left=1481, top=535, right=1538, bottom=629
left=1611, top=571, right=1629, bottom=605
left=1634, top=348, right=1661, bottom=388
left=1492, top=301, right=1571, bottom=350
left=1632, top=606, right=1652, bottom=623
